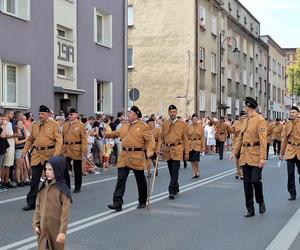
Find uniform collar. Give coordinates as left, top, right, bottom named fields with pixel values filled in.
left=248, top=112, right=257, bottom=118
left=40, top=119, right=49, bottom=125
left=130, top=119, right=139, bottom=125
left=170, top=118, right=178, bottom=124
left=70, top=119, right=78, bottom=124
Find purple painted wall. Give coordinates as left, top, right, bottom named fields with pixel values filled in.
left=77, top=0, right=125, bottom=116
left=0, top=2, right=54, bottom=114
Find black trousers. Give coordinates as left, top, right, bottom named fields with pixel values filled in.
left=216, top=139, right=224, bottom=159
left=113, top=166, right=147, bottom=206
left=287, top=157, right=300, bottom=197
left=273, top=140, right=281, bottom=155
left=167, top=160, right=180, bottom=195
left=66, top=158, right=82, bottom=190
left=242, top=164, right=264, bottom=212
left=267, top=143, right=270, bottom=159
left=26, top=164, right=45, bottom=206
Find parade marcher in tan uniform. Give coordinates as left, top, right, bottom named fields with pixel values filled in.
left=266, top=120, right=274, bottom=159
left=106, top=106, right=155, bottom=211
left=231, top=111, right=247, bottom=180
left=215, top=117, right=231, bottom=160
left=61, top=108, right=87, bottom=193
left=272, top=118, right=283, bottom=155
left=33, top=157, right=71, bottom=250
left=230, top=97, right=267, bottom=217
left=157, top=105, right=189, bottom=200
left=188, top=114, right=205, bottom=178
left=146, top=118, right=160, bottom=177
left=22, top=105, right=63, bottom=211
left=279, top=106, right=300, bottom=200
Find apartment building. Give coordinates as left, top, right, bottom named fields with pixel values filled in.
left=260, top=35, right=286, bottom=119
left=127, top=0, right=196, bottom=116
left=0, top=0, right=126, bottom=115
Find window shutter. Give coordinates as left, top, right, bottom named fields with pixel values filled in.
left=18, top=64, right=31, bottom=108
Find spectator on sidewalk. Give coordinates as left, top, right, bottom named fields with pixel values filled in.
left=0, top=113, right=9, bottom=192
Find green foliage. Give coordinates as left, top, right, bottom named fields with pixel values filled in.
left=287, top=48, right=300, bottom=96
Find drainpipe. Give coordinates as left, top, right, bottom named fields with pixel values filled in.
left=124, top=0, right=128, bottom=116
left=195, top=0, right=199, bottom=116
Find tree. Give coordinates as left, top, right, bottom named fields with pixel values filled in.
left=286, top=48, right=300, bottom=96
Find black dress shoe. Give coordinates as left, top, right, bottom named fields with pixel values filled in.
left=3, top=182, right=16, bottom=188
left=137, top=203, right=146, bottom=209
left=22, top=204, right=35, bottom=211
left=259, top=202, right=266, bottom=214
left=244, top=211, right=255, bottom=217
left=240, top=176, right=244, bottom=180
left=192, top=175, right=198, bottom=179
left=235, top=175, right=239, bottom=179
left=17, top=182, right=26, bottom=187
left=169, top=194, right=175, bottom=200
left=73, top=189, right=81, bottom=193
left=288, top=196, right=296, bottom=201
left=108, top=204, right=122, bottom=212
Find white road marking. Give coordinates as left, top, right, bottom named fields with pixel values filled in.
left=0, top=169, right=235, bottom=250
left=265, top=207, right=300, bottom=250
left=0, top=166, right=169, bottom=205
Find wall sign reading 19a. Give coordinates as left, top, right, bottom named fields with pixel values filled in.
left=57, top=41, right=74, bottom=63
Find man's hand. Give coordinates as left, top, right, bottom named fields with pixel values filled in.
left=230, top=154, right=235, bottom=161
left=146, top=151, right=153, bottom=158
left=56, top=233, right=66, bottom=243
left=184, top=154, right=189, bottom=161
left=279, top=154, right=283, bottom=161
left=34, top=227, right=40, bottom=237
left=259, top=159, right=265, bottom=168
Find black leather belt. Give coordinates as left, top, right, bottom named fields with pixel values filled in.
left=219, top=133, right=225, bottom=135
left=189, top=138, right=200, bottom=141
left=288, top=141, right=300, bottom=146
left=35, top=145, right=55, bottom=151
left=64, top=141, right=82, bottom=145
left=165, top=142, right=182, bottom=147
left=122, top=147, right=143, bottom=152
left=243, top=142, right=260, bottom=147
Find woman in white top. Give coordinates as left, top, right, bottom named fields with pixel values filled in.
left=204, top=121, right=216, bottom=154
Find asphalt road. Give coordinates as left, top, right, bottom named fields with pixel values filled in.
left=1, top=151, right=300, bottom=250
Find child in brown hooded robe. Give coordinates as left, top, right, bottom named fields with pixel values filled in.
left=32, top=156, right=72, bottom=250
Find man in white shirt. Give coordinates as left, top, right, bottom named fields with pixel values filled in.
left=1, top=110, right=19, bottom=188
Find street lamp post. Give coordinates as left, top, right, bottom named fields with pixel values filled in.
left=219, top=35, right=239, bottom=118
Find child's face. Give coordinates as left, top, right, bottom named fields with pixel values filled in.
left=45, top=163, right=55, bottom=181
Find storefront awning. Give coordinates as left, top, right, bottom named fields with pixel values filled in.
left=54, top=86, right=86, bottom=95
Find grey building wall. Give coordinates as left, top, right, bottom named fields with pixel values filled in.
left=77, top=0, right=125, bottom=116
left=0, top=2, right=54, bottom=114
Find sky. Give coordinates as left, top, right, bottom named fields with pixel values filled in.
left=239, top=0, right=300, bottom=48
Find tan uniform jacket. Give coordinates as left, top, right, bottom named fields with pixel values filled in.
left=215, top=122, right=230, bottom=142
left=106, top=120, right=155, bottom=170
left=233, top=113, right=267, bottom=167
left=272, top=123, right=283, bottom=141
left=280, top=118, right=300, bottom=160
left=150, top=127, right=161, bottom=149
left=267, top=122, right=274, bottom=144
left=231, top=119, right=244, bottom=147
left=188, top=124, right=205, bottom=152
left=33, top=181, right=70, bottom=250
left=23, top=119, right=63, bottom=166
left=61, top=120, right=88, bottom=160
left=157, top=119, right=189, bottom=161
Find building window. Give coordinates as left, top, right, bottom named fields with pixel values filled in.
left=211, top=53, right=216, bottom=74
left=243, top=38, right=247, bottom=55
left=243, top=70, right=247, bottom=85
left=199, top=48, right=205, bottom=69
left=0, top=60, right=31, bottom=108
left=128, top=6, right=133, bottom=26
left=227, top=61, right=232, bottom=79
left=57, top=25, right=73, bottom=41
left=244, top=16, right=247, bottom=25
left=235, top=65, right=240, bottom=82
left=249, top=73, right=253, bottom=88
left=211, top=15, right=217, bottom=36
left=94, top=8, right=112, bottom=48
left=211, top=75, right=217, bottom=93
left=0, top=0, right=30, bottom=20
left=57, top=65, right=74, bottom=80
left=199, top=6, right=206, bottom=28
left=227, top=79, right=232, bottom=97
left=128, top=48, right=133, bottom=68
left=199, top=90, right=205, bottom=111
left=236, top=10, right=240, bottom=20
left=211, top=93, right=217, bottom=112
left=228, top=2, right=232, bottom=11
left=95, top=80, right=113, bottom=114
